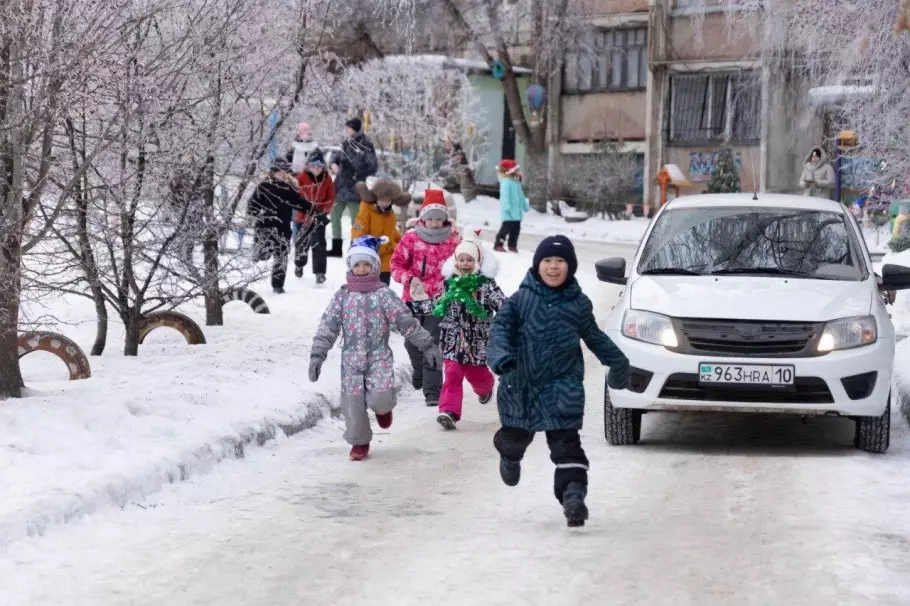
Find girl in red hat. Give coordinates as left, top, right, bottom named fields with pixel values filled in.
left=390, top=188, right=461, bottom=407
left=494, top=159, right=530, bottom=252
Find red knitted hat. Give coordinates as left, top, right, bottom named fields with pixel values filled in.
left=498, top=159, right=519, bottom=174
left=420, top=189, right=449, bottom=220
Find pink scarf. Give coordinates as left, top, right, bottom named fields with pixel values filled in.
left=345, top=272, right=385, bottom=292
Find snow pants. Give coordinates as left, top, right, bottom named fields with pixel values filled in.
left=403, top=309, right=442, bottom=404
left=494, top=220, right=521, bottom=249
left=293, top=216, right=328, bottom=275
left=253, top=222, right=292, bottom=289
left=341, top=365, right=398, bottom=446
left=439, top=360, right=494, bottom=420
left=493, top=427, right=589, bottom=504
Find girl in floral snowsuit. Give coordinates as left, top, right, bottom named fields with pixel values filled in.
left=309, top=235, right=443, bottom=461
left=432, top=232, right=506, bottom=430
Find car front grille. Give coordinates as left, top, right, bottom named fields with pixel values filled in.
left=673, top=318, right=824, bottom=358
left=658, top=373, right=834, bottom=404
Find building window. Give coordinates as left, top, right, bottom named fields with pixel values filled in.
left=666, top=71, right=761, bottom=144
left=563, top=28, right=648, bottom=93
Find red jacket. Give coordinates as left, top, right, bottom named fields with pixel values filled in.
left=295, top=170, right=335, bottom=223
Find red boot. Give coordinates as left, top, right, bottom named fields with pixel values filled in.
left=494, top=244, right=506, bottom=252
left=350, top=444, right=370, bottom=460
left=376, top=411, right=393, bottom=429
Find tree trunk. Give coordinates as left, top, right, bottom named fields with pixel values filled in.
left=0, top=230, right=24, bottom=398
left=523, top=147, right=550, bottom=213
left=201, top=156, right=223, bottom=326
left=457, top=166, right=478, bottom=202
left=90, top=288, right=108, bottom=356
left=123, top=308, right=140, bottom=356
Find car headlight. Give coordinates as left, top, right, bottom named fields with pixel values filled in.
left=622, top=310, right=679, bottom=347
left=817, top=315, right=877, bottom=352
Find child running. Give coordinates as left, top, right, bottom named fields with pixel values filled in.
left=309, top=235, right=443, bottom=461
left=487, top=235, right=630, bottom=527
left=390, top=189, right=461, bottom=407
left=433, top=230, right=506, bottom=430
left=352, top=179, right=411, bottom=285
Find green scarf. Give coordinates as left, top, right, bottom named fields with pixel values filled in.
left=432, top=273, right=490, bottom=319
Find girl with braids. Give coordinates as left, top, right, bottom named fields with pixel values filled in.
left=432, top=231, right=506, bottom=430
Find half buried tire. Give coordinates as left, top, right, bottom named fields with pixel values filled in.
left=854, top=393, right=890, bottom=454
left=221, top=288, right=270, bottom=314
left=18, top=331, right=92, bottom=380
left=138, top=311, right=206, bottom=345
left=604, top=377, right=642, bottom=445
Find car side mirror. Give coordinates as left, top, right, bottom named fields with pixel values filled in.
left=595, top=257, right=627, bottom=285
left=880, top=264, right=910, bottom=290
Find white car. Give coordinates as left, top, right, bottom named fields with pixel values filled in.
left=597, top=193, right=910, bottom=453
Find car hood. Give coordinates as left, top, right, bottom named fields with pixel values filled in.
left=629, top=276, right=872, bottom=321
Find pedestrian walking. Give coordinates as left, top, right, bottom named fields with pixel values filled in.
left=327, top=117, right=378, bottom=257
left=493, top=159, right=530, bottom=252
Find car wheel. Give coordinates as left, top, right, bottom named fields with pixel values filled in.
left=853, top=393, right=890, bottom=454
left=604, top=379, right=642, bottom=445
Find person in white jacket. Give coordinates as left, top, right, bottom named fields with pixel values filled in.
left=799, top=147, right=835, bottom=198
left=289, top=122, right=318, bottom=174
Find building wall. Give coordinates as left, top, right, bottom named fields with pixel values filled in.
left=589, top=0, right=649, bottom=14
left=561, top=92, right=647, bottom=141
left=666, top=12, right=762, bottom=62
left=665, top=144, right=761, bottom=194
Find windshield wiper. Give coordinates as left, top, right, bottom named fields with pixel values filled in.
left=709, top=267, right=829, bottom=279
left=640, top=268, right=701, bottom=276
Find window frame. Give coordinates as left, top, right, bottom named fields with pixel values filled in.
left=562, top=27, right=648, bottom=94
left=665, top=70, right=761, bottom=145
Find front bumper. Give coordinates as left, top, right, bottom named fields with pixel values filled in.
left=607, top=330, right=893, bottom=417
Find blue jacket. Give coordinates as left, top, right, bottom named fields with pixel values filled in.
left=499, top=177, right=530, bottom=222
left=487, top=270, right=630, bottom=432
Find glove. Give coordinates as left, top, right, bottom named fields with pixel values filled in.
left=308, top=357, right=322, bottom=382
left=607, top=367, right=629, bottom=391
left=410, top=278, right=429, bottom=302
left=424, top=346, right=443, bottom=370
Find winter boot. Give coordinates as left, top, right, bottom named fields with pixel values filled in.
left=499, top=456, right=520, bottom=487
left=376, top=411, right=393, bottom=429
left=294, top=266, right=304, bottom=278
left=350, top=444, right=370, bottom=461
left=315, top=274, right=326, bottom=284
left=328, top=238, right=344, bottom=257
left=479, top=390, right=493, bottom=404
left=437, top=412, right=457, bottom=430
left=494, top=244, right=506, bottom=252
left=273, top=286, right=285, bottom=294
left=508, top=246, right=519, bottom=253
left=562, top=482, right=589, bottom=527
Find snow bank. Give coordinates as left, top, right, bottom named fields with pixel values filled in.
left=454, top=194, right=651, bottom=245
left=1, top=239, right=412, bottom=550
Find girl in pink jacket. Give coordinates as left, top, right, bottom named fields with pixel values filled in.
left=390, top=189, right=460, bottom=406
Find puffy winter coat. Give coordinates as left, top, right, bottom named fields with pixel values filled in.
left=499, top=177, right=530, bottom=222
left=434, top=255, right=506, bottom=366
left=799, top=147, right=835, bottom=197
left=247, top=171, right=313, bottom=229
left=295, top=170, right=335, bottom=224
left=487, top=270, right=630, bottom=432
left=390, top=227, right=461, bottom=308
left=310, top=284, right=436, bottom=396
left=351, top=202, right=401, bottom=272
left=334, top=133, right=379, bottom=203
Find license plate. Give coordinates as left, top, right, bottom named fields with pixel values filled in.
left=698, top=363, right=794, bottom=386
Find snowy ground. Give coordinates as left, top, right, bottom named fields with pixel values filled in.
left=4, top=236, right=910, bottom=605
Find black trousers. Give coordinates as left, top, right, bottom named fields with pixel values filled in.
left=380, top=272, right=391, bottom=285
left=293, top=217, right=328, bottom=275
left=494, top=427, right=589, bottom=503
left=253, top=224, right=292, bottom=289
left=495, top=220, right=521, bottom=248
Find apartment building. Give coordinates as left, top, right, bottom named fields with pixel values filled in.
left=551, top=0, right=818, bottom=209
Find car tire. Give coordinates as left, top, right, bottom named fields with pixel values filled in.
left=853, top=393, right=890, bottom=454
left=604, top=380, right=642, bottom=445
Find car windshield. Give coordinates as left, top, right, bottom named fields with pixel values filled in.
left=636, top=206, right=865, bottom=281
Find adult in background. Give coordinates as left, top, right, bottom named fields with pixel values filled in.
left=247, top=157, right=314, bottom=294
left=294, top=149, right=335, bottom=284
left=799, top=147, right=835, bottom=198
left=328, top=117, right=378, bottom=257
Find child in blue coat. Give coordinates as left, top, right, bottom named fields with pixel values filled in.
left=487, top=235, right=630, bottom=527
left=493, top=159, right=530, bottom=252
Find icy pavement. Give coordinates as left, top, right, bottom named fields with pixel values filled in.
left=4, top=241, right=910, bottom=605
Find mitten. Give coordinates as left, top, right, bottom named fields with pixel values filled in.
left=607, top=366, right=629, bottom=391
left=410, top=277, right=429, bottom=301
left=308, top=357, right=322, bottom=382
left=424, top=346, right=443, bottom=370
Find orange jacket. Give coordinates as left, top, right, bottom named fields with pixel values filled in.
left=351, top=202, right=401, bottom=272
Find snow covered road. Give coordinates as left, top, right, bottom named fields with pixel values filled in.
left=4, top=241, right=910, bottom=605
